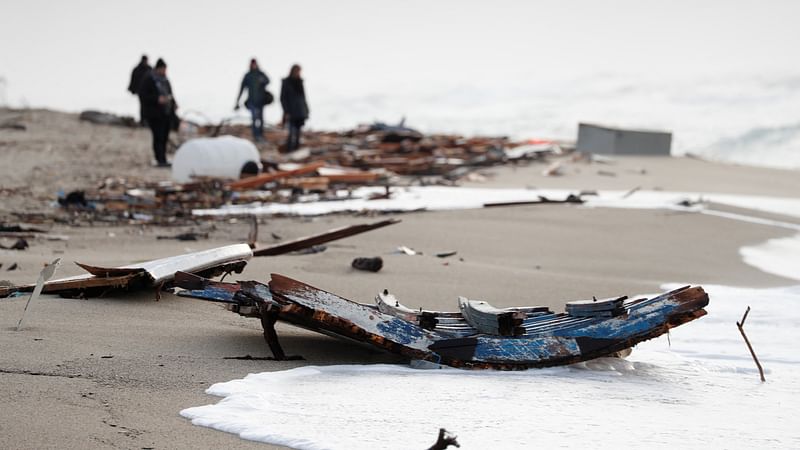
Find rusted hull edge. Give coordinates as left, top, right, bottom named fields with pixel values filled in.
left=266, top=284, right=709, bottom=370
left=175, top=274, right=709, bottom=370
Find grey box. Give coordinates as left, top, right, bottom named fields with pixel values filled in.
left=576, top=123, right=672, bottom=155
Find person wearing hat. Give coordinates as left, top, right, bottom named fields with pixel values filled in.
left=235, top=58, right=271, bottom=142
left=127, top=54, right=151, bottom=126
left=139, top=58, right=177, bottom=167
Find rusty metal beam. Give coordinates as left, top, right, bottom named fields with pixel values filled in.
left=227, top=162, right=326, bottom=191
left=253, top=219, right=400, bottom=257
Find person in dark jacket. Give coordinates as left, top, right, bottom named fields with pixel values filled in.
left=280, top=64, right=309, bottom=152
left=139, top=58, right=177, bottom=167
left=128, top=55, right=151, bottom=126
left=235, top=59, right=270, bottom=142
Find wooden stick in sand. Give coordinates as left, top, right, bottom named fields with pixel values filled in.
left=16, top=258, right=61, bottom=331
left=736, top=306, right=766, bottom=382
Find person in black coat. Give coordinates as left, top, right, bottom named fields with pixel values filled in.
left=128, top=55, right=151, bottom=126
left=280, top=64, right=309, bottom=152
left=139, top=58, right=177, bottom=167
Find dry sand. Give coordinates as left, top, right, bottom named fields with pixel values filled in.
left=1, top=109, right=799, bottom=449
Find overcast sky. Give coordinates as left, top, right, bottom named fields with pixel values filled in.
left=1, top=0, right=798, bottom=124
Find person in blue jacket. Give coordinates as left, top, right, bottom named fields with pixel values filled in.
left=235, top=59, right=270, bottom=142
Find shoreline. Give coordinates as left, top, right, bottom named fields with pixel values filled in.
left=1, top=108, right=799, bottom=449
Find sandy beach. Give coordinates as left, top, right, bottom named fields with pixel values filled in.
left=1, top=109, right=799, bottom=449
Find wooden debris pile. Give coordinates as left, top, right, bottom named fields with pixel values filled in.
left=197, top=120, right=570, bottom=178
left=42, top=122, right=573, bottom=224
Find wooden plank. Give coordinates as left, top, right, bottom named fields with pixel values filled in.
left=253, top=219, right=400, bottom=257
left=227, top=162, right=325, bottom=191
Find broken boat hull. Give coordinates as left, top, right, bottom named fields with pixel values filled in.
left=177, top=273, right=709, bottom=370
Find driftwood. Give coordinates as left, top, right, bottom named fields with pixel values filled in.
left=16, top=259, right=61, bottom=331
left=428, top=428, right=460, bottom=450
left=736, top=306, right=765, bottom=382
left=253, top=219, right=400, bottom=257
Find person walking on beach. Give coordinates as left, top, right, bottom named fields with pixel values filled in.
left=139, top=58, right=177, bottom=167
left=235, top=59, right=271, bottom=142
left=127, top=55, right=151, bottom=126
left=280, top=64, right=309, bottom=152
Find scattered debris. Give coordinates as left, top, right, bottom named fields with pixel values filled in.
left=33, top=120, right=586, bottom=224
left=292, top=245, right=327, bottom=255
left=0, top=224, right=47, bottom=233
left=395, top=246, right=421, bottom=256
left=351, top=257, right=383, bottom=272
left=79, top=110, right=137, bottom=127
left=7, top=263, right=18, bottom=271
left=621, top=186, right=641, bottom=199
left=677, top=198, right=705, bottom=207
left=0, top=237, right=29, bottom=250
left=0, top=122, right=26, bottom=131
left=736, top=306, right=765, bottom=382
left=156, top=232, right=209, bottom=241
left=483, top=194, right=583, bottom=208
left=57, top=190, right=88, bottom=208
left=428, top=428, right=460, bottom=450
left=542, top=161, right=563, bottom=177
left=16, top=258, right=61, bottom=331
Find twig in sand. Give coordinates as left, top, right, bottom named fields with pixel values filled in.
left=621, top=186, right=641, bottom=199
left=736, top=306, right=765, bottom=382
left=247, top=215, right=259, bottom=249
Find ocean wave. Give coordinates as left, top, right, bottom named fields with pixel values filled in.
left=695, top=123, right=800, bottom=170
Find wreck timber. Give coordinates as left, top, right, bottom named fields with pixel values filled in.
left=253, top=219, right=400, bottom=257
left=176, top=273, right=709, bottom=370
left=0, top=244, right=252, bottom=298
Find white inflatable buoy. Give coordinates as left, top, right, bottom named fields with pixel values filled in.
left=171, top=135, right=261, bottom=183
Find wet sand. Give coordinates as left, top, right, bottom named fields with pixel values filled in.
left=1, top=109, right=799, bottom=449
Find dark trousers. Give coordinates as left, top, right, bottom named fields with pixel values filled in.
left=148, top=116, right=170, bottom=164
left=137, top=96, right=147, bottom=126
left=248, top=105, right=264, bottom=141
left=286, top=118, right=304, bottom=151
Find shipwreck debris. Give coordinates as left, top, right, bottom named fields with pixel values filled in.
left=175, top=273, right=710, bottom=369
left=428, top=428, right=460, bottom=450
left=156, top=231, right=208, bottom=241
left=351, top=256, right=383, bottom=272
left=252, top=219, right=399, bottom=257
left=0, top=237, right=29, bottom=250
left=0, top=244, right=252, bottom=298
left=483, top=194, right=583, bottom=208
left=79, top=110, right=137, bottom=127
